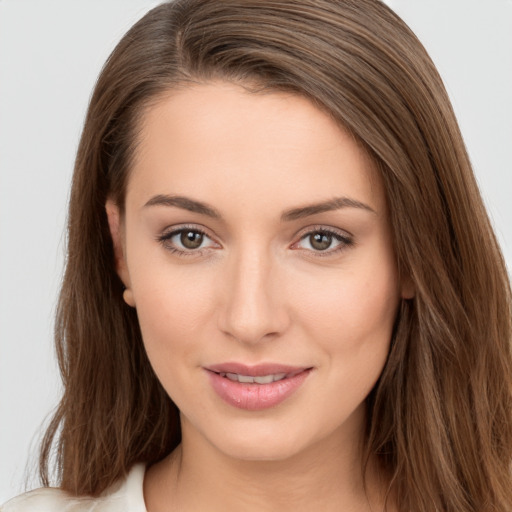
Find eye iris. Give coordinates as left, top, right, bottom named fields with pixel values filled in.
left=180, top=231, right=203, bottom=249
left=310, top=232, right=332, bottom=251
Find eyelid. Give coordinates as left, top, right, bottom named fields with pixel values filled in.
left=293, top=224, right=353, bottom=240
left=156, top=223, right=353, bottom=258
left=290, top=224, right=354, bottom=255
left=157, top=223, right=221, bottom=255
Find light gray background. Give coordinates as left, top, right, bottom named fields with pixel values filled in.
left=1, top=0, right=511, bottom=503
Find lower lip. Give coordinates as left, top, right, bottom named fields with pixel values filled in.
left=206, top=369, right=312, bottom=411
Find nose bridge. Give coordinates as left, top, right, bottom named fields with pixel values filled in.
left=218, top=241, right=287, bottom=344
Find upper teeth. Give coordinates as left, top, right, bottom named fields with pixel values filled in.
left=220, top=372, right=287, bottom=384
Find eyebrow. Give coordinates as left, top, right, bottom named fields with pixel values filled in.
left=143, top=194, right=375, bottom=220
left=144, top=194, right=221, bottom=218
left=281, top=197, right=376, bottom=221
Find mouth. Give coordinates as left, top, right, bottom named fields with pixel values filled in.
left=205, top=363, right=313, bottom=410
left=205, top=363, right=309, bottom=382
left=217, top=372, right=288, bottom=384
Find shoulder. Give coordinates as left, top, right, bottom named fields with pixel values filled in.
left=1, top=488, right=87, bottom=512
left=1, top=464, right=147, bottom=512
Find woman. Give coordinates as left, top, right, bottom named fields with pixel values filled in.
left=2, top=0, right=511, bottom=511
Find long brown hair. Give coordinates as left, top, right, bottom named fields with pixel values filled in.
left=40, top=1, right=512, bottom=510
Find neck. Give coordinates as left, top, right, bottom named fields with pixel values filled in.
left=144, top=416, right=392, bottom=512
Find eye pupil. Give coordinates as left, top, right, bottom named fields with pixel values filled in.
left=310, top=232, right=332, bottom=251
left=180, top=231, right=203, bottom=249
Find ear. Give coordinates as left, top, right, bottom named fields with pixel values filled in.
left=105, top=199, right=135, bottom=307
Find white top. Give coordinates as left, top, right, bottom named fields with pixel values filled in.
left=1, top=464, right=147, bottom=512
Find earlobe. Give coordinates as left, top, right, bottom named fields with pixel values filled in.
left=122, top=288, right=136, bottom=308
left=105, top=199, right=135, bottom=307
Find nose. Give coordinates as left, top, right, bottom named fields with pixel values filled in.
left=217, top=246, right=290, bottom=345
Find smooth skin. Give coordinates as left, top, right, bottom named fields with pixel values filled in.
left=107, top=82, right=409, bottom=511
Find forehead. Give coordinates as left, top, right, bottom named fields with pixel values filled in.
left=127, top=81, right=385, bottom=216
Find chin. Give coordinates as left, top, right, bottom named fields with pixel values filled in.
left=219, top=436, right=307, bottom=462
left=199, top=417, right=332, bottom=464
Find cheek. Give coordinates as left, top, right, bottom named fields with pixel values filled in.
left=298, top=269, right=399, bottom=410
left=131, top=269, right=219, bottom=409
left=129, top=258, right=216, bottom=359
left=292, top=260, right=399, bottom=352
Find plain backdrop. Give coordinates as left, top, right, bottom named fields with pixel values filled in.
left=1, top=0, right=511, bottom=503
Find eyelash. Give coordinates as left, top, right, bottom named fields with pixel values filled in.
left=157, top=224, right=354, bottom=258
left=157, top=224, right=217, bottom=258
left=292, top=226, right=354, bottom=257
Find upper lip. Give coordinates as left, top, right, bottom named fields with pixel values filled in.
left=205, top=362, right=311, bottom=377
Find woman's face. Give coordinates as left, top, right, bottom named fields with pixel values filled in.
left=109, top=82, right=405, bottom=461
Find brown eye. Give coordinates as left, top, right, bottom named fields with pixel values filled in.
left=180, top=230, right=204, bottom=249
left=309, top=232, right=333, bottom=251
left=293, top=228, right=353, bottom=255
left=158, top=226, right=219, bottom=256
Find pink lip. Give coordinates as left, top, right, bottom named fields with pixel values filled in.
left=206, top=362, right=307, bottom=377
left=205, top=363, right=312, bottom=411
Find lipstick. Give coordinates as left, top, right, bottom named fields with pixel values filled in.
left=205, top=363, right=312, bottom=411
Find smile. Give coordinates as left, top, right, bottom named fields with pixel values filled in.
left=205, top=363, right=312, bottom=410
left=219, top=372, right=287, bottom=384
